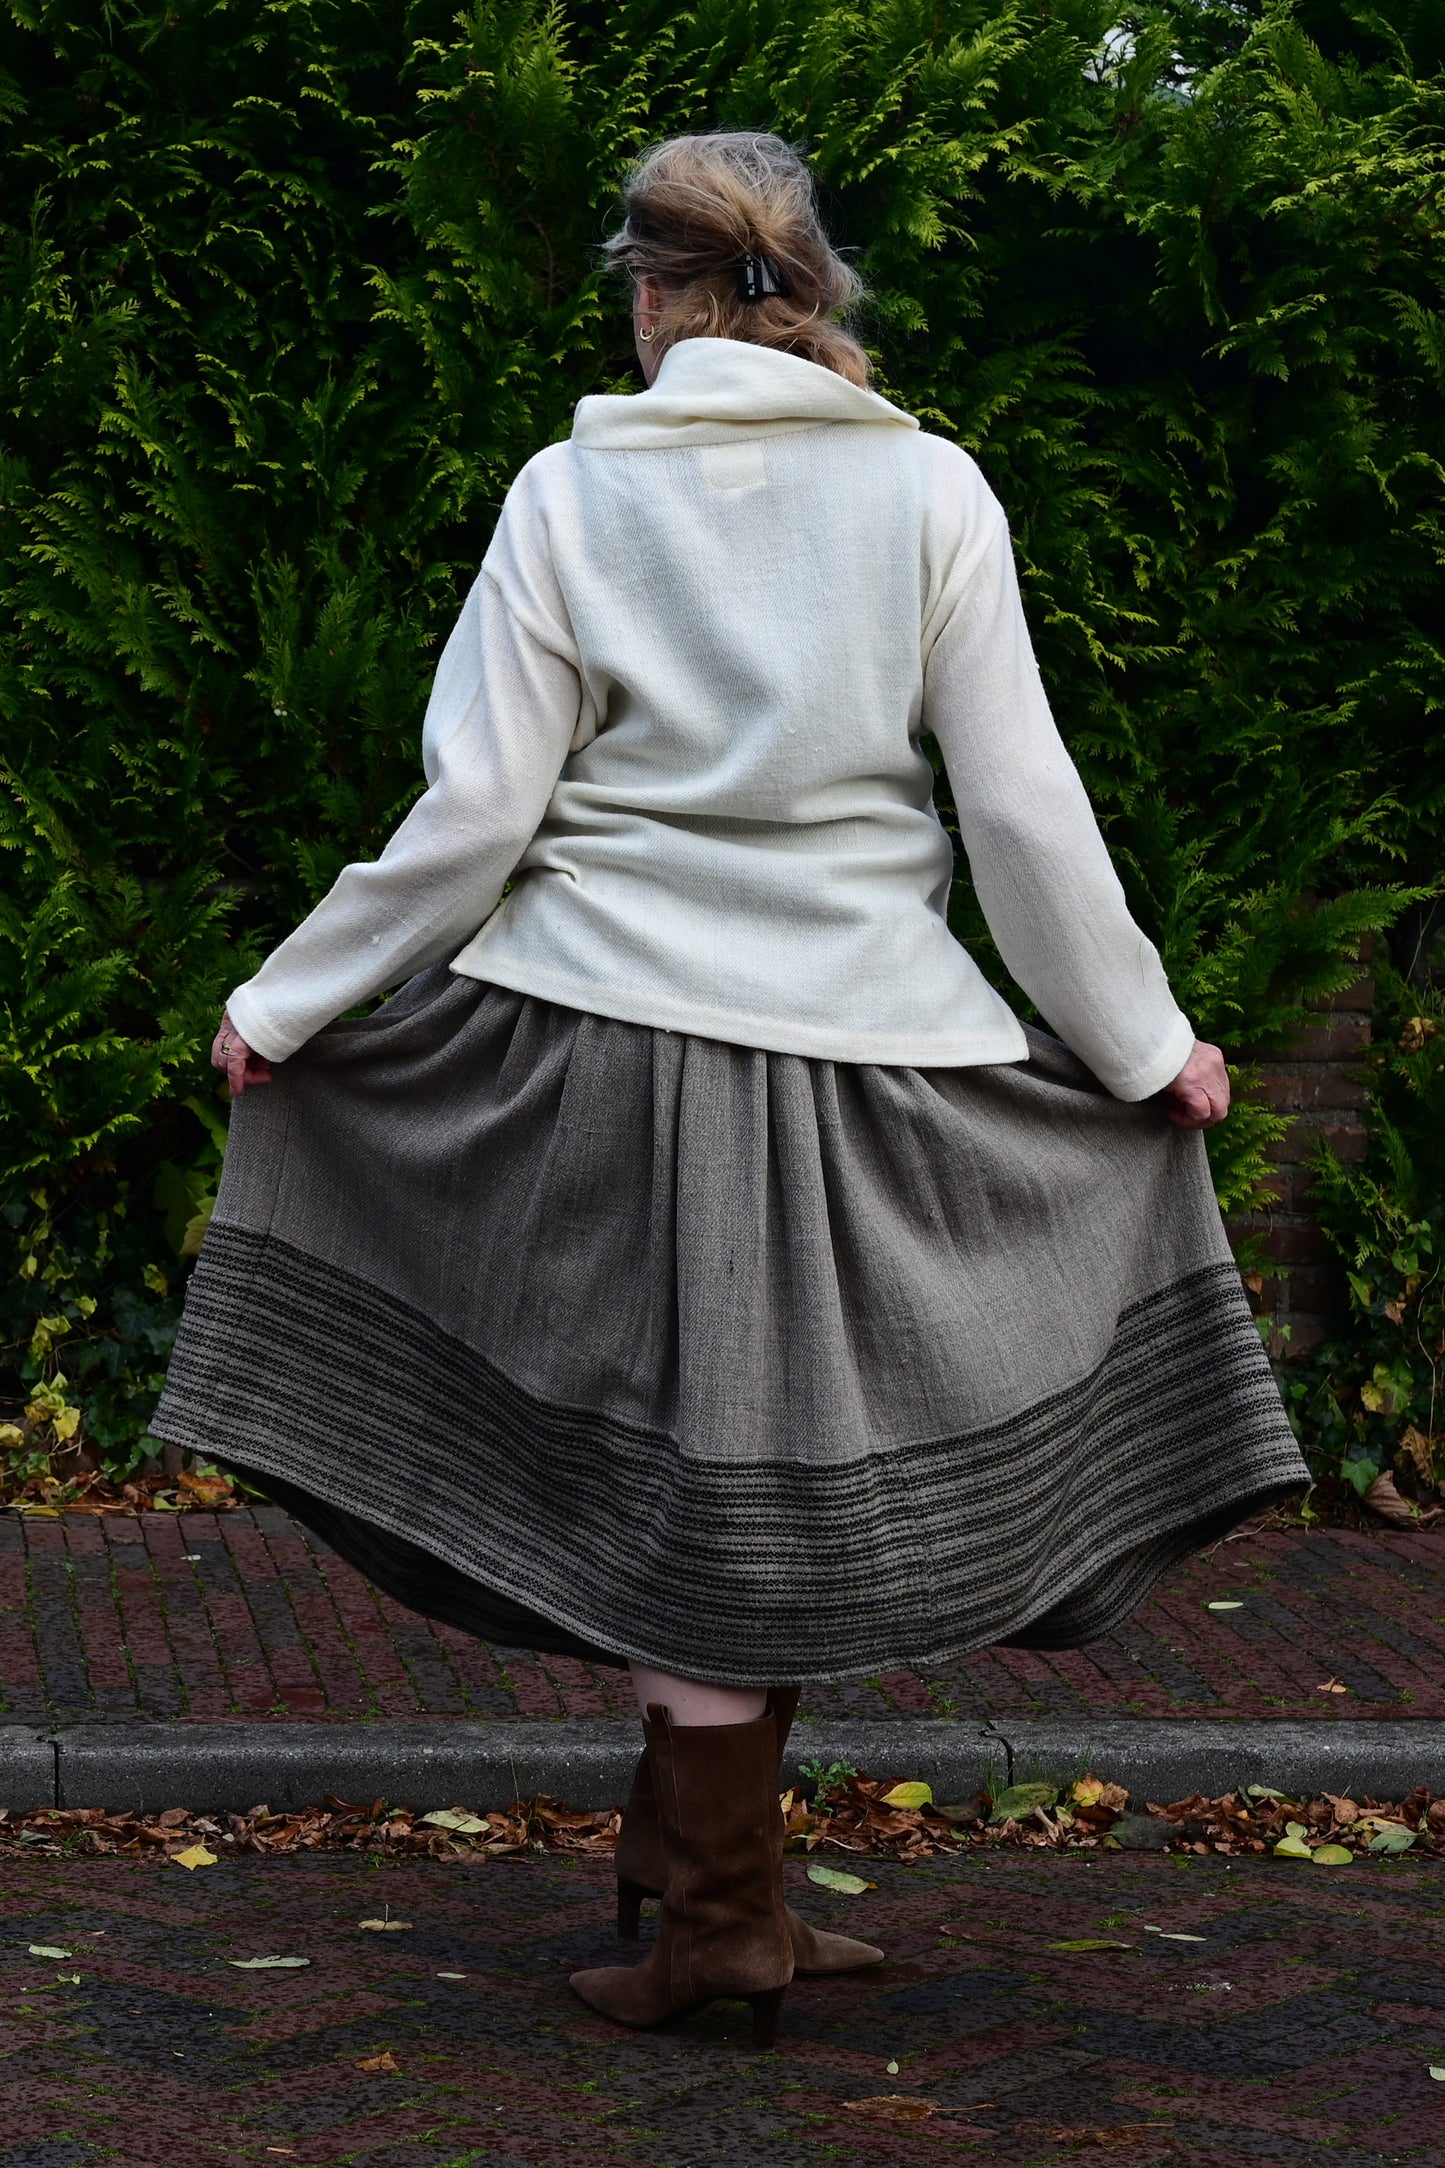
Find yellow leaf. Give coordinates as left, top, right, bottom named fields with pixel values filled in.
left=355, top=2050, right=399, bottom=2073
left=181, top=1198, right=215, bottom=1256
left=51, top=1404, right=81, bottom=1443
left=1273, top=1833, right=1313, bottom=1860
left=28, top=1314, right=70, bottom=1360
left=24, top=1373, right=73, bottom=1423
left=0, top=1424, right=26, bottom=1449
left=171, top=1844, right=217, bottom=1871
left=880, top=1781, right=933, bottom=1810
left=1399, top=1427, right=1436, bottom=1483
left=807, top=1863, right=876, bottom=1895
left=1070, top=1776, right=1105, bottom=1806
left=1312, top=1844, right=1353, bottom=1866
left=1048, top=1938, right=1135, bottom=1952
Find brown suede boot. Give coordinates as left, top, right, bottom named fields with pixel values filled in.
left=570, top=1703, right=793, bottom=2045
left=615, top=1686, right=885, bottom=1974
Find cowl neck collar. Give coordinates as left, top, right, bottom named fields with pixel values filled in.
left=572, top=336, right=919, bottom=449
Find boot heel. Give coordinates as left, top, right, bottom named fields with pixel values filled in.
left=616, top=1876, right=647, bottom=1941
left=747, top=1985, right=786, bottom=2049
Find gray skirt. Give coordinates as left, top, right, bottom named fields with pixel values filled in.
left=152, top=965, right=1309, bottom=1684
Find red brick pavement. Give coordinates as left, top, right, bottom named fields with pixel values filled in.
left=1, top=1846, right=1443, bottom=2164
left=1, top=1509, right=1444, bottom=1725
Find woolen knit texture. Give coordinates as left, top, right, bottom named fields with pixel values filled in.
left=225, top=339, right=1193, bottom=1099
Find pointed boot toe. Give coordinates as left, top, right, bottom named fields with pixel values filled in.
left=611, top=1688, right=887, bottom=1978
left=788, top=1916, right=886, bottom=1974
left=578, top=1703, right=792, bottom=2044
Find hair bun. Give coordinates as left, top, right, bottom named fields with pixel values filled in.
left=604, top=132, right=868, bottom=387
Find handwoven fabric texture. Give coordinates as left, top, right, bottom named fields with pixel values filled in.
left=153, top=966, right=1309, bottom=1684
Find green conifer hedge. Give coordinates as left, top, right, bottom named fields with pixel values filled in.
left=1, top=0, right=1441, bottom=1490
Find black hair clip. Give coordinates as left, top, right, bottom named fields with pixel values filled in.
left=735, top=252, right=791, bottom=301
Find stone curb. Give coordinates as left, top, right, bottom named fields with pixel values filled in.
left=993, top=1719, right=1445, bottom=1805
left=4, top=1717, right=1445, bottom=1816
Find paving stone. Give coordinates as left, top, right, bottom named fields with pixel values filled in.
left=4, top=1513, right=1445, bottom=1737
left=0, top=1850, right=1440, bottom=2161
left=0, top=2147, right=101, bottom=2167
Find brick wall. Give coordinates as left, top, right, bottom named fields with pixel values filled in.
left=1227, top=944, right=1374, bottom=1360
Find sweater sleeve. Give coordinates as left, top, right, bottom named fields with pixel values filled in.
left=224, top=558, right=584, bottom=1065
left=922, top=506, right=1195, bottom=1101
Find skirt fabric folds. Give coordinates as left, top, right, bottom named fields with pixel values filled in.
left=152, top=964, right=1309, bottom=1685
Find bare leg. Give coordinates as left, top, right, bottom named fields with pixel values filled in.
left=628, top=1659, right=765, bottom=1728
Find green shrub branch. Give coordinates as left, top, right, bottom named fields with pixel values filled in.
left=1, top=0, right=1441, bottom=1492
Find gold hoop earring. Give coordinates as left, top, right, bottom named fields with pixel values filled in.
left=638, top=324, right=657, bottom=342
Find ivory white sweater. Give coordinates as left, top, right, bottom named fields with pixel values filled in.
left=226, top=338, right=1194, bottom=1099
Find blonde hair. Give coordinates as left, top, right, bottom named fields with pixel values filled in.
left=603, top=132, right=870, bottom=388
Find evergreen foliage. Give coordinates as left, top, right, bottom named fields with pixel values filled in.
left=1284, top=962, right=1445, bottom=1508
left=1, top=0, right=1441, bottom=1483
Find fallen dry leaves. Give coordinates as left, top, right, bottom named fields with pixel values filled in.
left=0, top=1772, right=1441, bottom=1865
left=837, top=2096, right=994, bottom=2125
left=839, top=2095, right=940, bottom=2122
left=1361, top=1468, right=1442, bottom=1528
left=776, top=1770, right=1445, bottom=1865
left=0, top=1792, right=623, bottom=1861
left=2, top=1466, right=239, bottom=1515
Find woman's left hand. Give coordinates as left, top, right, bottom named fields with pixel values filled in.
left=212, top=1009, right=273, bottom=1098
left=1161, top=1039, right=1230, bottom=1129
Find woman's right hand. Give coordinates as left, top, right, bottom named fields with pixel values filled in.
left=212, top=1008, right=273, bottom=1098
left=1161, top=1039, right=1230, bottom=1129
